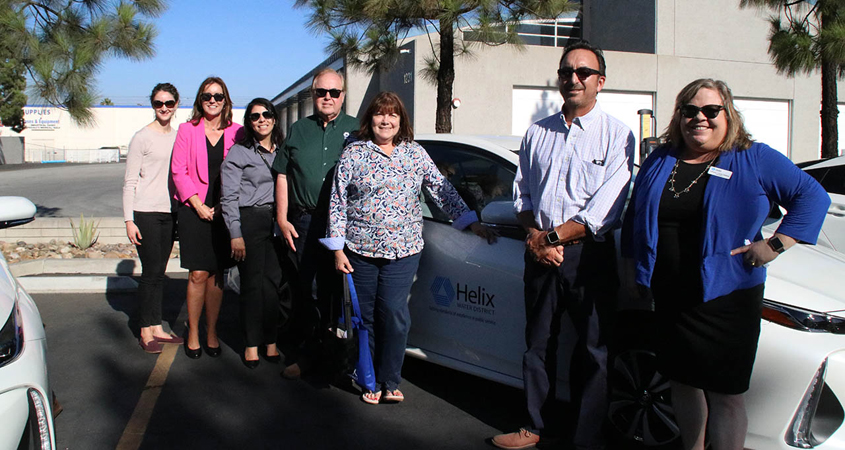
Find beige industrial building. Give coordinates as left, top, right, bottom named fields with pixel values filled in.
left=272, top=0, right=845, bottom=164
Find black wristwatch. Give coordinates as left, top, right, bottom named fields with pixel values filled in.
left=767, top=236, right=786, bottom=254
left=546, top=230, right=561, bottom=245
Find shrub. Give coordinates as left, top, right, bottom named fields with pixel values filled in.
left=69, top=214, right=100, bottom=250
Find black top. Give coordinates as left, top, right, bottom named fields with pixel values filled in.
left=205, top=136, right=225, bottom=207
left=652, top=159, right=715, bottom=304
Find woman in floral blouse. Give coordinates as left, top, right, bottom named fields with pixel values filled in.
left=321, top=92, right=496, bottom=404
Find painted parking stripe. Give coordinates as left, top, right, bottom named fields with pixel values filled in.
left=115, top=343, right=178, bottom=450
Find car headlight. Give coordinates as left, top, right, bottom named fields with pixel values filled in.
left=762, top=299, right=845, bottom=334
left=0, top=300, right=24, bottom=368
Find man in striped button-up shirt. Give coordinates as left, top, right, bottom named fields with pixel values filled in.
left=493, top=41, right=635, bottom=450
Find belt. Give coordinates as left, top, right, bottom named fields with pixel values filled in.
left=240, top=204, right=274, bottom=210
left=289, top=205, right=315, bottom=218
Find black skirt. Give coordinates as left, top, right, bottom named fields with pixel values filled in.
left=653, top=283, right=764, bottom=394
left=177, top=203, right=234, bottom=272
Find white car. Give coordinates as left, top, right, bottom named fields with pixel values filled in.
left=0, top=196, right=56, bottom=450
left=800, top=156, right=845, bottom=252
left=405, top=134, right=845, bottom=449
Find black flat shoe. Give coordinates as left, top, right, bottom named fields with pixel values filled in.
left=206, top=345, right=221, bottom=358
left=185, top=345, right=202, bottom=359
left=242, top=355, right=259, bottom=369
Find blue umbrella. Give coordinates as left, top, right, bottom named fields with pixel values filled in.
left=346, top=273, right=376, bottom=392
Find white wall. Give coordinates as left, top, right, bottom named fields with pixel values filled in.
left=2, top=106, right=246, bottom=154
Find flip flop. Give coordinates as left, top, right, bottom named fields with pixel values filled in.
left=383, top=389, right=404, bottom=402
left=362, top=390, right=382, bottom=405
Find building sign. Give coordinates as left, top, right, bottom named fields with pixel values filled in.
left=23, top=108, right=61, bottom=130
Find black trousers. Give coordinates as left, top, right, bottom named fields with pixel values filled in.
left=522, top=238, right=618, bottom=449
left=289, top=209, right=341, bottom=331
left=133, top=211, right=174, bottom=328
left=237, top=206, right=284, bottom=347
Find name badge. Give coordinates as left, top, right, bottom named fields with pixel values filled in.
left=708, top=166, right=732, bottom=179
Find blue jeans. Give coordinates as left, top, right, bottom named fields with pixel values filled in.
left=347, top=250, right=421, bottom=392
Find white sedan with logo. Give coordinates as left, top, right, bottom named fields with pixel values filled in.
left=0, top=197, right=56, bottom=450
left=405, top=134, right=845, bottom=449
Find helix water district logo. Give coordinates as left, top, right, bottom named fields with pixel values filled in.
left=430, top=276, right=455, bottom=307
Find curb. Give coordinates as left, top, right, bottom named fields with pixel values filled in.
left=12, top=258, right=187, bottom=294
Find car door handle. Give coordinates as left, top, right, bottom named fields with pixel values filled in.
left=829, top=204, right=845, bottom=217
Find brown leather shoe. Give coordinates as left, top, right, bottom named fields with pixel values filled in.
left=281, top=363, right=302, bottom=380
left=491, top=429, right=540, bottom=450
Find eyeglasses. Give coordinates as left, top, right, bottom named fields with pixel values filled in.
left=200, top=93, right=225, bottom=103
left=557, top=67, right=603, bottom=80
left=680, top=104, right=725, bottom=119
left=152, top=100, right=176, bottom=109
left=313, top=88, right=342, bottom=99
left=249, top=111, right=275, bottom=122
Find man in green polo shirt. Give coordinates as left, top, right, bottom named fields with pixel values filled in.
left=273, top=68, right=358, bottom=379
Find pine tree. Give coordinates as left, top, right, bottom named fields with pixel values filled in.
left=0, top=0, right=165, bottom=129
left=296, top=0, right=576, bottom=133
left=742, top=0, right=845, bottom=158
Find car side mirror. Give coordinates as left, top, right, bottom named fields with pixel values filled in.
left=480, top=200, right=519, bottom=226
left=0, top=197, right=37, bottom=229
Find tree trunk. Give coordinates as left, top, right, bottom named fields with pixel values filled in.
left=820, top=12, right=840, bottom=159
left=435, top=16, right=454, bottom=133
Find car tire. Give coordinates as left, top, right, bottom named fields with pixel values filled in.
left=608, top=349, right=680, bottom=448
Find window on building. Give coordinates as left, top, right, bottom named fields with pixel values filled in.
left=463, top=16, right=581, bottom=48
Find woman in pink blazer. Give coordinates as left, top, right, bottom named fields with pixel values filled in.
left=171, top=76, right=243, bottom=359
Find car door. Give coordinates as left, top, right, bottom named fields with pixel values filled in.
left=805, top=165, right=845, bottom=252
left=408, top=140, right=575, bottom=396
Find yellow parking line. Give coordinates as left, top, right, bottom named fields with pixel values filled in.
left=115, top=343, right=178, bottom=450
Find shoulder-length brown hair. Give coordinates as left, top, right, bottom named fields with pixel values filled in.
left=358, top=92, right=413, bottom=145
left=189, top=76, right=234, bottom=128
left=661, top=78, right=753, bottom=152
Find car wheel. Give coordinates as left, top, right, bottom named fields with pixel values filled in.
left=609, top=349, right=680, bottom=447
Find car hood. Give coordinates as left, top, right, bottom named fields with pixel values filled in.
left=765, top=236, right=845, bottom=314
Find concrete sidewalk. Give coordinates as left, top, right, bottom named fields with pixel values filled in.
left=12, top=257, right=187, bottom=294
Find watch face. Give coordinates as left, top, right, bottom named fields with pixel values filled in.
left=547, top=231, right=559, bottom=245
left=768, top=237, right=785, bottom=253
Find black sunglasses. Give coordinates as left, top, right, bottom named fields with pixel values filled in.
left=200, top=93, right=225, bottom=102
left=313, top=88, right=342, bottom=99
left=680, top=104, right=725, bottom=119
left=249, top=111, right=275, bottom=122
left=557, top=67, right=603, bottom=80
left=152, top=100, right=176, bottom=109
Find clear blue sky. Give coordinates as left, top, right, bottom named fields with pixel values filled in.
left=93, top=0, right=330, bottom=106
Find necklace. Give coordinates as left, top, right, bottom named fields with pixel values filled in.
left=667, top=157, right=718, bottom=198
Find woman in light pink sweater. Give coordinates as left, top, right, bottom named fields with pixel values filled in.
left=123, top=83, right=184, bottom=354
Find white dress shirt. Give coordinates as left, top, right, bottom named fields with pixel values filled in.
left=513, top=102, right=635, bottom=239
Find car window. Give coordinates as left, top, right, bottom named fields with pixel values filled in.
left=418, top=141, right=516, bottom=222
left=818, top=166, right=845, bottom=195
left=804, top=167, right=829, bottom=185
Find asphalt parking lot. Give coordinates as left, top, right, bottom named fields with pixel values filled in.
left=32, top=275, right=533, bottom=450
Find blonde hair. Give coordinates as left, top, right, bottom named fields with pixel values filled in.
left=661, top=78, right=753, bottom=152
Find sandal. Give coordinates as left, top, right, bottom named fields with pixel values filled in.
left=362, top=390, right=382, bottom=405
left=382, top=389, right=404, bottom=402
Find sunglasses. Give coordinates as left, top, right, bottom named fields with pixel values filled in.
left=249, top=111, right=275, bottom=122
left=152, top=100, right=176, bottom=109
left=313, top=88, right=342, bottom=99
left=557, top=67, right=603, bottom=80
left=200, top=93, right=225, bottom=102
left=680, top=104, right=725, bottom=119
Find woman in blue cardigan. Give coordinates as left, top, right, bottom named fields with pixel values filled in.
left=622, top=78, right=829, bottom=450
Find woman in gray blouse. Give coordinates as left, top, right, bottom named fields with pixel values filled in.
left=221, top=98, right=286, bottom=368
left=123, top=83, right=184, bottom=354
